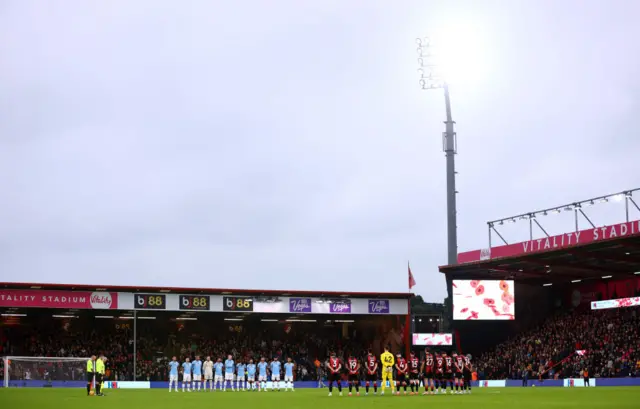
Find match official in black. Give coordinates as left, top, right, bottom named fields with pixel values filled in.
left=86, top=355, right=97, bottom=396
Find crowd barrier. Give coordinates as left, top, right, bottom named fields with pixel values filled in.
left=2, top=378, right=640, bottom=388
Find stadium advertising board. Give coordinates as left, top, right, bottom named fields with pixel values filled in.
left=120, top=294, right=406, bottom=314
left=0, top=289, right=408, bottom=315
left=591, top=296, right=640, bottom=310
left=0, top=289, right=118, bottom=309
left=452, top=280, right=515, bottom=320
left=457, top=219, right=640, bottom=263
left=412, top=333, right=453, bottom=346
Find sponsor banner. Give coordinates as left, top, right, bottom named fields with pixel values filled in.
left=289, top=298, right=312, bottom=313
left=367, top=299, right=390, bottom=314
left=103, top=381, right=150, bottom=389
left=478, top=380, right=506, bottom=387
left=457, top=219, right=640, bottom=264
left=563, top=378, right=596, bottom=387
left=329, top=299, right=352, bottom=313
left=116, top=293, right=409, bottom=315
left=0, top=290, right=118, bottom=309
left=412, top=333, right=453, bottom=346
left=591, top=296, right=640, bottom=310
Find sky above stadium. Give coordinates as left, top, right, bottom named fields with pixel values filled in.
left=1, top=1, right=639, bottom=302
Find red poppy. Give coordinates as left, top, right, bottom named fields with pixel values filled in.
left=484, top=298, right=495, bottom=306
left=475, top=285, right=485, bottom=296
left=499, top=280, right=509, bottom=292
left=470, top=280, right=480, bottom=288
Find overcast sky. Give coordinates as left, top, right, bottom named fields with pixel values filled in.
left=1, top=0, right=639, bottom=302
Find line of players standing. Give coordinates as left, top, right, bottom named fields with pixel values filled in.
left=325, top=348, right=473, bottom=396
left=168, top=354, right=296, bottom=392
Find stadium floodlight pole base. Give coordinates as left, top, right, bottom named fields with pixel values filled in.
left=2, top=356, right=90, bottom=388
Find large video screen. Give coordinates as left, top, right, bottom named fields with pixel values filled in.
left=453, top=280, right=515, bottom=320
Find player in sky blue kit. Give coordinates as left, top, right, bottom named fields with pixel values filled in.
left=246, top=359, right=257, bottom=391
left=224, top=354, right=235, bottom=391
left=168, top=356, right=179, bottom=392
left=284, top=357, right=296, bottom=392
left=214, top=358, right=224, bottom=391
left=236, top=360, right=246, bottom=391
left=182, top=358, right=192, bottom=392
left=270, top=357, right=282, bottom=391
left=192, top=356, right=203, bottom=391
left=257, top=357, right=268, bottom=392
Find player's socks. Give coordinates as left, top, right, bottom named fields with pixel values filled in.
left=329, top=382, right=333, bottom=393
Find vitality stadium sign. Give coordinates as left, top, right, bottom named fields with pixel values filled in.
left=0, top=290, right=118, bottom=309
left=458, top=219, right=640, bottom=263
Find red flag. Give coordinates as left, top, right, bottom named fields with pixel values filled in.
left=408, top=262, right=416, bottom=289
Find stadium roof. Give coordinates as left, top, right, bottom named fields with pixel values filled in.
left=439, top=219, right=640, bottom=285
left=0, top=281, right=413, bottom=299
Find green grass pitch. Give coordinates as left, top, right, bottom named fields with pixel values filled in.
left=2, top=387, right=640, bottom=409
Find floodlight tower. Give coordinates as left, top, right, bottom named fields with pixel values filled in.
left=416, top=37, right=458, bottom=265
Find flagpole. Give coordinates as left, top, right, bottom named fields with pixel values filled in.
left=406, top=262, right=413, bottom=358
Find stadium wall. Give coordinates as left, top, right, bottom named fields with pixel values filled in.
left=3, top=379, right=640, bottom=388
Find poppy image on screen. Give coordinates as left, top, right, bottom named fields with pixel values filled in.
left=452, top=280, right=515, bottom=320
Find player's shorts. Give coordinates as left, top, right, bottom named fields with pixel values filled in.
left=463, top=370, right=471, bottom=381
left=204, top=372, right=213, bottom=381
left=86, top=372, right=95, bottom=383
left=348, top=374, right=359, bottom=382
left=444, top=372, right=452, bottom=380
left=436, top=371, right=444, bottom=380
left=183, top=374, right=192, bottom=382
left=424, top=371, right=433, bottom=380
left=193, top=374, right=202, bottom=381
left=215, top=375, right=223, bottom=382
left=258, top=375, right=267, bottom=382
left=272, top=375, right=281, bottom=382
left=247, top=374, right=255, bottom=382
left=454, top=372, right=463, bottom=379
left=284, top=376, right=293, bottom=383
left=170, top=374, right=178, bottom=382
left=328, top=372, right=341, bottom=383
left=95, top=373, right=104, bottom=384
left=237, top=374, right=245, bottom=381
left=409, top=372, right=419, bottom=381
left=225, top=373, right=234, bottom=381
left=397, top=373, right=407, bottom=383
left=365, top=373, right=377, bottom=382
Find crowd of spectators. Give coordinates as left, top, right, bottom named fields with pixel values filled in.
left=475, top=307, right=639, bottom=380
left=2, top=306, right=639, bottom=383
left=0, top=316, right=403, bottom=382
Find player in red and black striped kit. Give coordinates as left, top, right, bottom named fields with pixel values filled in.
left=408, top=351, right=420, bottom=395
left=421, top=349, right=435, bottom=395
left=444, top=352, right=454, bottom=394
left=435, top=353, right=445, bottom=394
left=453, top=353, right=465, bottom=394
left=394, top=354, right=408, bottom=395
left=326, top=352, right=343, bottom=396
left=346, top=354, right=360, bottom=396
left=463, top=354, right=472, bottom=394
left=364, top=350, right=378, bottom=395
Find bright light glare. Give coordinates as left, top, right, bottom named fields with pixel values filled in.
left=428, top=22, right=491, bottom=87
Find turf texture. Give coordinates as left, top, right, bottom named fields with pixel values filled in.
left=2, top=387, right=640, bottom=409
